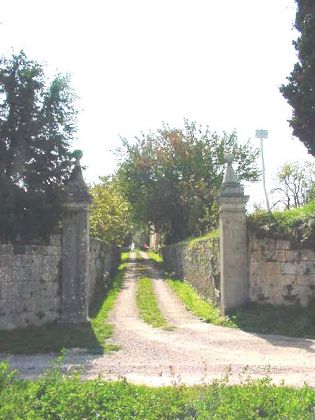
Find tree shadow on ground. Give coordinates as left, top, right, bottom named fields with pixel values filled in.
left=0, top=322, right=103, bottom=355
left=228, top=302, right=315, bottom=353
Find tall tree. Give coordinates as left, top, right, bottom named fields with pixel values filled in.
left=0, top=51, right=77, bottom=241
left=280, top=0, right=315, bottom=156
left=116, top=120, right=260, bottom=244
left=271, top=161, right=315, bottom=209
left=89, top=177, right=132, bottom=246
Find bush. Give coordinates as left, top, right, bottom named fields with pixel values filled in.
left=0, top=362, right=314, bottom=419
left=248, top=200, right=315, bottom=246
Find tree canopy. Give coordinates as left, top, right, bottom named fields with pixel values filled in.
left=271, top=161, right=315, bottom=209
left=89, top=177, right=132, bottom=246
left=280, top=0, right=315, bottom=156
left=116, top=120, right=260, bottom=244
left=0, top=51, right=77, bottom=241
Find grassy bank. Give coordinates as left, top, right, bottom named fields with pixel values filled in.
left=166, top=278, right=235, bottom=328
left=0, top=362, right=314, bottom=419
left=0, top=263, right=127, bottom=355
left=248, top=200, right=315, bottom=245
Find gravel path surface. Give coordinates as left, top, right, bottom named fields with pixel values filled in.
left=3, top=253, right=315, bottom=387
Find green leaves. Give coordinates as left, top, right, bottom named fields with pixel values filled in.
left=280, top=1, right=315, bottom=156
left=89, top=177, right=132, bottom=246
left=0, top=51, right=77, bottom=241
left=117, top=120, right=259, bottom=244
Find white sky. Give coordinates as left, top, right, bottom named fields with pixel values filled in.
left=1, top=0, right=313, bottom=207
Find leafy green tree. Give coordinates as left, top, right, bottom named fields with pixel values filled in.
left=280, top=0, right=315, bottom=156
left=89, top=177, right=132, bottom=246
left=0, top=51, right=77, bottom=241
left=271, top=161, right=315, bottom=209
left=116, top=120, right=260, bottom=244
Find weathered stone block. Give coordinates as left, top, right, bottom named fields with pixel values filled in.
left=0, top=255, right=13, bottom=267
left=12, top=266, right=33, bottom=283
left=13, top=255, right=33, bottom=266
left=275, top=239, right=291, bottom=250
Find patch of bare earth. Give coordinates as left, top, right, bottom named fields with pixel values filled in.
left=3, top=252, right=315, bottom=387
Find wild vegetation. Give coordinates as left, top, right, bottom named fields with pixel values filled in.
left=0, top=362, right=314, bottom=419
left=248, top=199, right=315, bottom=246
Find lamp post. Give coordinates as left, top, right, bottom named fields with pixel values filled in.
left=255, top=129, right=271, bottom=212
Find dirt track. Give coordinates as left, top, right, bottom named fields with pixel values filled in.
left=3, top=253, right=315, bottom=387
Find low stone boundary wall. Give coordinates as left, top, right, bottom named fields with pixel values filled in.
left=0, top=236, right=119, bottom=330
left=89, top=238, right=120, bottom=305
left=162, top=238, right=220, bottom=305
left=162, top=232, right=315, bottom=310
left=0, top=235, right=62, bottom=330
left=249, top=234, right=315, bottom=307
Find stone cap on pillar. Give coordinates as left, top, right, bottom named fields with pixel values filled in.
left=219, top=154, right=246, bottom=198
left=63, top=150, right=91, bottom=204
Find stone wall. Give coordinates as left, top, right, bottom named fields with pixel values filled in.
left=248, top=234, right=315, bottom=307
left=0, top=235, right=62, bottom=330
left=162, top=238, right=220, bottom=304
left=89, top=238, right=120, bottom=306
left=0, top=236, right=119, bottom=330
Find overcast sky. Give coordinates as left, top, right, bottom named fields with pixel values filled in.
left=1, top=0, right=313, bottom=207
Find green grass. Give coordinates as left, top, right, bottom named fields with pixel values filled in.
left=248, top=199, right=315, bottom=245
left=0, top=362, right=314, bottom=419
left=120, top=251, right=130, bottom=261
left=167, top=278, right=235, bottom=327
left=166, top=277, right=315, bottom=339
left=147, top=250, right=163, bottom=263
left=188, top=229, right=219, bottom=248
left=135, top=248, right=144, bottom=260
left=136, top=277, right=170, bottom=329
left=0, top=263, right=127, bottom=355
left=229, top=301, right=315, bottom=339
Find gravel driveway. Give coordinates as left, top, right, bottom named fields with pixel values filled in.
left=3, top=253, right=315, bottom=387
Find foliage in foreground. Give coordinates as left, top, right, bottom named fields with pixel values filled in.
left=136, top=277, right=170, bottom=329
left=248, top=199, right=315, bottom=246
left=166, top=278, right=234, bottom=328
left=0, top=264, right=126, bottom=354
left=116, top=120, right=259, bottom=244
left=0, top=362, right=314, bottom=419
left=0, top=51, right=77, bottom=241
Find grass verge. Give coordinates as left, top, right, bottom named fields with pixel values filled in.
left=147, top=250, right=163, bottom=263
left=0, top=263, right=127, bottom=355
left=136, top=277, right=171, bottom=329
left=166, top=278, right=235, bottom=327
left=0, top=362, right=314, bottom=419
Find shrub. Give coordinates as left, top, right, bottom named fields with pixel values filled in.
left=248, top=200, right=315, bottom=246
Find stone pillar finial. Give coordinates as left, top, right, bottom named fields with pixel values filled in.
left=60, top=151, right=91, bottom=323
left=220, top=153, right=244, bottom=196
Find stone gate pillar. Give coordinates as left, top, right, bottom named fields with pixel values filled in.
left=217, top=155, right=249, bottom=315
left=60, top=152, right=91, bottom=323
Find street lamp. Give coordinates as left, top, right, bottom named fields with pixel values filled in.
left=255, top=129, right=271, bottom=212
